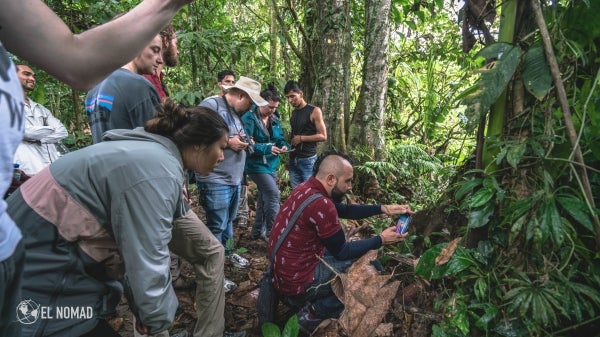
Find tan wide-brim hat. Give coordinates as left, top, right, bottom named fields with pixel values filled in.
left=223, top=76, right=268, bottom=106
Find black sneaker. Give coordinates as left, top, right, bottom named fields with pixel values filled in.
left=296, top=304, right=323, bottom=335
left=223, top=331, right=247, bottom=337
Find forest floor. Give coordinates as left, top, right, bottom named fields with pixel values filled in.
left=110, top=184, right=442, bottom=337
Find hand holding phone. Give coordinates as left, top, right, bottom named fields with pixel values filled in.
left=395, top=214, right=412, bottom=234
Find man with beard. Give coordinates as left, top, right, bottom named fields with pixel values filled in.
left=267, top=151, right=412, bottom=335
left=143, top=24, right=178, bottom=99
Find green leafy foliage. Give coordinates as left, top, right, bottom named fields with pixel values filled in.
left=460, top=43, right=522, bottom=131
left=522, top=44, right=552, bottom=99
left=351, top=143, right=447, bottom=206
left=261, top=315, right=300, bottom=337
left=28, top=1, right=600, bottom=336
left=454, top=172, right=504, bottom=229
left=62, top=130, right=92, bottom=151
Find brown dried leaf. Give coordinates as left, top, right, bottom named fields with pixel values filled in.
left=435, top=237, right=461, bottom=266
left=227, top=284, right=258, bottom=308
left=312, top=318, right=339, bottom=337
left=107, top=317, right=124, bottom=331
left=374, top=323, right=394, bottom=336
left=332, top=250, right=400, bottom=337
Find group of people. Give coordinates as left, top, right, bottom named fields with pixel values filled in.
left=1, top=1, right=244, bottom=337
left=1, top=1, right=415, bottom=337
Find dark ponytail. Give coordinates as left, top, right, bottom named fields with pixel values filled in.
left=145, top=98, right=229, bottom=148
left=260, top=83, right=281, bottom=102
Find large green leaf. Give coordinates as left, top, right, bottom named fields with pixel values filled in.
left=415, top=244, right=474, bottom=280
left=506, top=142, right=527, bottom=168
left=415, top=244, right=446, bottom=280
left=522, top=45, right=552, bottom=99
left=467, top=202, right=494, bottom=229
left=445, top=247, right=475, bottom=276
left=468, top=188, right=495, bottom=208
left=556, top=194, right=594, bottom=233
left=282, top=314, right=300, bottom=337
left=540, top=196, right=564, bottom=245
left=454, top=177, right=483, bottom=201
left=262, top=322, right=281, bottom=337
left=460, top=43, right=522, bottom=130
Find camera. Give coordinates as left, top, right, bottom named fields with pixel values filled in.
left=240, top=135, right=254, bottom=155
left=246, top=143, right=255, bottom=155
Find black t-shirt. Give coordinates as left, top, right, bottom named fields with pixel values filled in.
left=289, top=104, right=317, bottom=158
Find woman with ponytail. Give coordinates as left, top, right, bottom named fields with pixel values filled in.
left=7, top=99, right=230, bottom=337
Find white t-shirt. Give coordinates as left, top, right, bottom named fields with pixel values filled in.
left=0, top=42, right=24, bottom=261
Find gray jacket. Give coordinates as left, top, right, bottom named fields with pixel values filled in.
left=7, top=127, right=183, bottom=336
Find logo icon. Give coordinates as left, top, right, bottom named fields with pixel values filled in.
left=16, top=299, right=40, bottom=325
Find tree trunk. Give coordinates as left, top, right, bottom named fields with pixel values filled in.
left=270, top=5, right=278, bottom=76
left=308, top=0, right=351, bottom=153
left=349, top=0, right=391, bottom=160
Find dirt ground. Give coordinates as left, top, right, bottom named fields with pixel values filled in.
left=110, top=186, right=440, bottom=337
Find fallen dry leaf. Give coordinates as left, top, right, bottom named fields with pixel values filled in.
left=108, top=317, right=124, bottom=331
left=332, top=250, right=400, bottom=337
left=312, top=318, right=339, bottom=337
left=435, top=237, right=461, bottom=266
left=228, top=284, right=259, bottom=308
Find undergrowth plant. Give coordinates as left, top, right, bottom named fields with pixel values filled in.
left=412, top=2, right=600, bottom=335
left=350, top=143, right=451, bottom=207
left=415, top=114, right=600, bottom=335
left=261, top=315, right=300, bottom=337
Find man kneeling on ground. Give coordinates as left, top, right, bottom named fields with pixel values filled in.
left=268, top=151, right=412, bottom=334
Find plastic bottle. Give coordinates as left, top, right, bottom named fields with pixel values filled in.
left=55, top=141, right=70, bottom=156
left=13, top=163, right=21, bottom=181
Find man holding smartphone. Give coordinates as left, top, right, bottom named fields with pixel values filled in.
left=267, top=151, right=414, bottom=335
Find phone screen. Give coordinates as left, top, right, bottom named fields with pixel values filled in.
left=395, top=214, right=412, bottom=234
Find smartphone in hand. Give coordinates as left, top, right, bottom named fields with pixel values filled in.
left=395, top=214, right=412, bottom=234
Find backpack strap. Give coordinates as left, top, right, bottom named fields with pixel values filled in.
left=270, top=193, right=323, bottom=267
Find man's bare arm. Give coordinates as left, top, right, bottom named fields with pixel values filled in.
left=0, top=0, right=192, bottom=90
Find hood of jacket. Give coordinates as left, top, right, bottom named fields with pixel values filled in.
left=102, top=127, right=182, bottom=166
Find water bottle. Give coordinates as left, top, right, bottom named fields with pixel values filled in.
left=13, top=163, right=21, bottom=181
left=55, top=141, right=70, bottom=156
